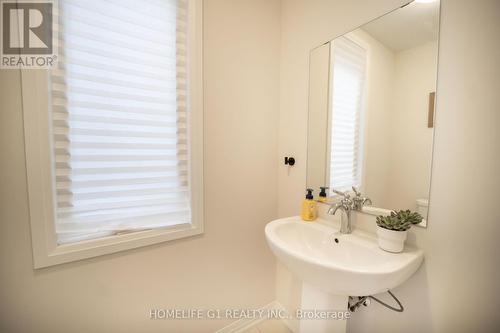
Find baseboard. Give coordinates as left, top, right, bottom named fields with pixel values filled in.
left=214, top=301, right=284, bottom=333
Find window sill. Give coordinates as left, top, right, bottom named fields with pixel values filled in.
left=34, top=223, right=203, bottom=269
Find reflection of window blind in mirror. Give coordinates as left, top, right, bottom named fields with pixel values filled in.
left=328, top=37, right=367, bottom=192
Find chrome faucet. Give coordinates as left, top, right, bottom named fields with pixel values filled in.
left=327, top=189, right=354, bottom=234
left=327, top=187, right=372, bottom=234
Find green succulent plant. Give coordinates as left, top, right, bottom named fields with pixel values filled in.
left=376, top=210, right=423, bottom=231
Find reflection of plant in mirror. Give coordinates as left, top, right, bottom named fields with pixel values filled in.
left=376, top=210, right=423, bottom=231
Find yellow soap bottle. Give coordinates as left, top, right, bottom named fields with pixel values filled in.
left=301, top=189, right=317, bottom=221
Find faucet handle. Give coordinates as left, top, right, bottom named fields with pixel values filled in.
left=351, top=186, right=372, bottom=210
left=332, top=188, right=350, bottom=198
left=352, top=186, right=361, bottom=197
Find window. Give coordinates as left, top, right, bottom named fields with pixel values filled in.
left=328, top=36, right=367, bottom=193
left=21, top=0, right=203, bottom=267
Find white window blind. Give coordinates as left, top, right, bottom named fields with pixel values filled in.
left=51, top=0, right=191, bottom=244
left=328, top=36, right=367, bottom=192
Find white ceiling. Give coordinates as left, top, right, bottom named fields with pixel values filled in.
left=361, top=1, right=440, bottom=52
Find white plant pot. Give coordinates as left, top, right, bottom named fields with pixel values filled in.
left=376, top=226, right=407, bottom=253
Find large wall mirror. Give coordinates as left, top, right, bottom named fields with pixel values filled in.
left=306, top=0, right=440, bottom=226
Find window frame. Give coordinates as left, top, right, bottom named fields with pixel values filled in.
left=22, top=0, right=204, bottom=269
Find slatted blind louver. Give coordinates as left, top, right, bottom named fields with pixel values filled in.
left=51, top=0, right=191, bottom=244
left=329, top=37, right=367, bottom=193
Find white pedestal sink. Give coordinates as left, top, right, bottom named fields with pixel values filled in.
left=265, top=216, right=424, bottom=333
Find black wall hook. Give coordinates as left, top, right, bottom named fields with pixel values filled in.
left=284, top=156, right=295, bottom=166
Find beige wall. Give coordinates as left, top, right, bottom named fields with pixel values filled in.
left=0, top=0, right=281, bottom=332
left=278, top=0, right=500, bottom=332
left=363, top=37, right=437, bottom=212
left=386, top=41, right=437, bottom=210
left=354, top=29, right=396, bottom=208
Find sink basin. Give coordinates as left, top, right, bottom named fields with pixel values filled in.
left=265, top=216, right=424, bottom=296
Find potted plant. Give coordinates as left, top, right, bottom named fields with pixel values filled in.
left=376, top=210, right=423, bottom=253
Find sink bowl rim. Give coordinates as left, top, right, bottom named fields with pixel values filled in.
left=265, top=216, right=424, bottom=276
